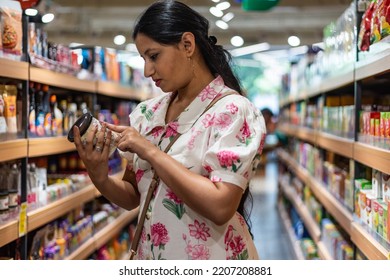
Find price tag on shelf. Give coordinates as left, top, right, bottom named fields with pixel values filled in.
left=18, top=202, right=27, bottom=237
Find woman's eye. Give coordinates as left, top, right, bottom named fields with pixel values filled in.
left=150, top=53, right=159, bottom=61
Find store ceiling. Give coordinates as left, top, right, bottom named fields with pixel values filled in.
left=35, top=0, right=353, bottom=50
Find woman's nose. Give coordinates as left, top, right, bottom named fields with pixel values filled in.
left=144, top=61, right=154, bottom=77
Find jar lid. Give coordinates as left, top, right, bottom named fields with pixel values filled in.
left=67, top=112, right=93, bottom=142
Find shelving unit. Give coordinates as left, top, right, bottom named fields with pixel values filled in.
left=278, top=37, right=390, bottom=259
left=0, top=56, right=148, bottom=259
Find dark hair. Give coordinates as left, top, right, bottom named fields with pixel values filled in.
left=133, top=0, right=253, bottom=234
left=132, top=0, right=243, bottom=95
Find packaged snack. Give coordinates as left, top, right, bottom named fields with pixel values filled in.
left=3, top=85, right=17, bottom=133
left=358, top=1, right=376, bottom=51
left=0, top=1, right=22, bottom=59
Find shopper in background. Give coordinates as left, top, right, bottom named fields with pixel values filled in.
left=72, top=0, right=266, bottom=260
left=261, top=107, right=287, bottom=153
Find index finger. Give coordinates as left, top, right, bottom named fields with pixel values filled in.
left=105, top=123, right=128, bottom=133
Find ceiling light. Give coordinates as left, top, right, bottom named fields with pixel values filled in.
left=222, top=12, right=234, bottom=22
left=229, top=42, right=271, bottom=57
left=209, top=7, right=223, bottom=17
left=211, top=0, right=220, bottom=2
left=114, top=35, right=126, bottom=46
left=215, top=20, right=229, bottom=30
left=231, top=36, right=244, bottom=47
left=25, top=8, right=38, bottom=16
left=41, top=13, right=54, bottom=23
left=216, top=1, right=231, bottom=10
left=288, top=35, right=300, bottom=47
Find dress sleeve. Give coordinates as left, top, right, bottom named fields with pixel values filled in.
left=202, top=97, right=266, bottom=191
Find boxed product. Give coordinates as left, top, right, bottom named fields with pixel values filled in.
left=382, top=172, right=390, bottom=203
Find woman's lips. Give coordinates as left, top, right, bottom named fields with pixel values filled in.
left=154, top=79, right=161, bottom=87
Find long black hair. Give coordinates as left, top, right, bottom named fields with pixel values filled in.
left=132, top=0, right=253, bottom=235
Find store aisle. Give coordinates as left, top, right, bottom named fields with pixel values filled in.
left=249, top=156, right=295, bottom=260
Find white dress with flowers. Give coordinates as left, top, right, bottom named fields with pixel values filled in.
left=126, top=76, right=266, bottom=260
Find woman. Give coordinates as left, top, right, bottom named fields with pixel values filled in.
left=73, top=0, right=266, bottom=260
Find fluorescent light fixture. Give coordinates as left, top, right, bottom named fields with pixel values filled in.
left=42, top=13, right=55, bottom=23
left=288, top=35, right=300, bottom=47
left=211, top=0, right=220, bottom=2
left=230, top=42, right=271, bottom=57
left=216, top=20, right=229, bottom=30
left=231, top=36, right=244, bottom=47
left=222, top=12, right=234, bottom=22
left=209, top=7, right=223, bottom=17
left=25, top=8, right=38, bottom=16
left=216, top=1, right=231, bottom=10
left=69, top=42, right=85, bottom=48
left=114, top=35, right=126, bottom=46
left=288, top=45, right=309, bottom=56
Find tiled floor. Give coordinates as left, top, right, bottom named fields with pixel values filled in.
left=249, top=158, right=296, bottom=260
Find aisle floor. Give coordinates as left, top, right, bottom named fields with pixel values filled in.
left=249, top=158, right=295, bottom=260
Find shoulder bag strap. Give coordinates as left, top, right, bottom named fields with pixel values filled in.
left=129, top=91, right=236, bottom=259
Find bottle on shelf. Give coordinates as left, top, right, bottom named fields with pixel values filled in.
left=27, top=163, right=39, bottom=211
left=42, top=85, right=52, bottom=136
left=35, top=83, right=45, bottom=137
left=28, top=82, right=36, bottom=136
left=7, top=163, right=19, bottom=219
left=0, top=85, right=7, bottom=134
left=59, top=99, right=69, bottom=136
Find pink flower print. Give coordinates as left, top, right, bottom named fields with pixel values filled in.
left=152, top=100, right=162, bottom=112
left=258, top=133, right=266, bottom=153
left=151, top=126, right=164, bottom=138
left=135, top=169, right=144, bottom=183
left=215, top=113, right=232, bottom=130
left=240, top=119, right=251, bottom=138
left=224, top=225, right=234, bottom=250
left=165, top=121, right=179, bottom=138
left=202, top=113, right=215, bottom=128
left=210, top=175, right=222, bottom=183
left=228, top=235, right=246, bottom=257
left=191, top=244, right=210, bottom=260
left=203, top=165, right=213, bottom=173
left=226, top=103, right=238, bottom=114
left=189, top=220, right=211, bottom=241
left=236, top=213, right=246, bottom=226
left=188, top=131, right=202, bottom=150
left=217, top=150, right=240, bottom=168
left=166, top=189, right=183, bottom=204
left=199, top=86, right=218, bottom=101
left=151, top=222, right=170, bottom=247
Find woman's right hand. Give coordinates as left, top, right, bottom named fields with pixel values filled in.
left=72, top=122, right=112, bottom=186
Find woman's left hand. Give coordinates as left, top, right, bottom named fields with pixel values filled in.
left=106, top=123, right=156, bottom=160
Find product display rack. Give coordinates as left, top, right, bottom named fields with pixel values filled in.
left=0, top=54, right=148, bottom=258
left=278, top=38, right=390, bottom=259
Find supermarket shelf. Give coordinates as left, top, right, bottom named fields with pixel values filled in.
left=27, top=184, right=97, bottom=232
left=319, top=66, right=355, bottom=93
left=0, top=139, right=28, bottom=162
left=355, top=47, right=390, bottom=81
left=66, top=209, right=138, bottom=260
left=277, top=200, right=305, bottom=260
left=351, top=222, right=390, bottom=260
left=317, top=242, right=333, bottom=260
left=308, top=178, right=353, bottom=236
left=28, top=136, right=75, bottom=157
left=316, top=132, right=354, bottom=159
left=0, top=58, right=29, bottom=80
left=0, top=220, right=19, bottom=248
left=97, top=80, right=150, bottom=101
left=29, top=67, right=96, bottom=93
left=278, top=149, right=353, bottom=236
left=278, top=124, right=317, bottom=144
left=279, top=182, right=321, bottom=243
left=354, top=142, right=390, bottom=174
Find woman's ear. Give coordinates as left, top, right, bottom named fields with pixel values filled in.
left=181, top=32, right=195, bottom=57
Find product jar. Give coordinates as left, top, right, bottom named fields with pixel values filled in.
left=67, top=112, right=119, bottom=157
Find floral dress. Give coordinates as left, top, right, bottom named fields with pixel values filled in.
left=125, top=76, right=266, bottom=260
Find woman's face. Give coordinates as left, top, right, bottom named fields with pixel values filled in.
left=135, top=33, right=192, bottom=93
